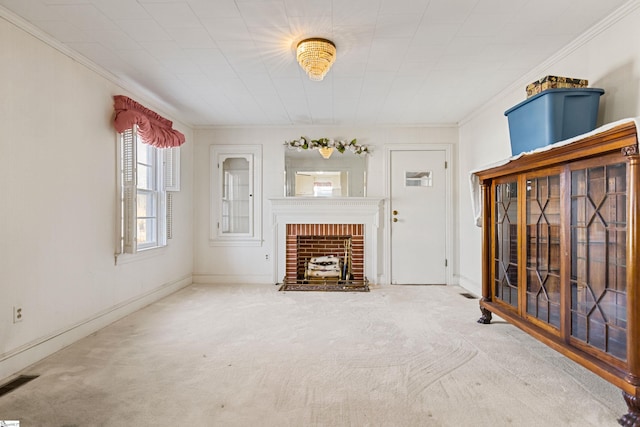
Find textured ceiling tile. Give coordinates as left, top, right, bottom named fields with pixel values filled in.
left=201, top=18, right=252, bottom=41
left=187, top=0, right=241, bottom=19
left=92, top=0, right=150, bottom=21
left=0, top=0, right=630, bottom=126
left=332, top=0, right=381, bottom=26
left=115, top=19, right=172, bottom=42
left=374, top=14, right=422, bottom=39
left=0, top=0, right=67, bottom=21
left=236, top=1, right=288, bottom=27
left=90, top=30, right=142, bottom=51
left=41, top=0, right=90, bottom=4
left=165, top=28, right=216, bottom=49
left=48, top=4, right=118, bottom=31
left=142, top=2, right=201, bottom=29
left=423, top=0, right=478, bottom=23
left=32, top=19, right=93, bottom=43
left=284, top=0, right=331, bottom=18
left=379, top=0, right=429, bottom=15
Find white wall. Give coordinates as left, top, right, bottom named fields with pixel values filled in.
left=193, top=126, right=458, bottom=285
left=0, top=16, right=194, bottom=381
left=457, top=2, right=640, bottom=296
left=13, top=0, right=636, bottom=384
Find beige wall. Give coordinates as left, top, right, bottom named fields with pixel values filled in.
left=4, top=0, right=637, bottom=384
left=457, top=3, right=640, bottom=296
left=0, top=16, right=194, bottom=380
left=193, top=126, right=458, bottom=285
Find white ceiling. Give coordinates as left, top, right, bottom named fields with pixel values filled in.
left=0, top=0, right=630, bottom=127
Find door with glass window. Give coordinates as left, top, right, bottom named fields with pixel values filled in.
left=389, top=149, right=447, bottom=284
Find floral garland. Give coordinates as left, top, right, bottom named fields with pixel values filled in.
left=284, top=137, right=370, bottom=155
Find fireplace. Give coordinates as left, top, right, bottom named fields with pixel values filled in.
left=270, top=198, right=385, bottom=284
left=286, top=224, right=364, bottom=282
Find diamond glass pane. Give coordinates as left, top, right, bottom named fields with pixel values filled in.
left=570, top=163, right=627, bottom=360
left=526, top=175, right=561, bottom=328
left=494, top=182, right=518, bottom=308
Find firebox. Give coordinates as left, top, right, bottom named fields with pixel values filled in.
left=285, top=224, right=364, bottom=282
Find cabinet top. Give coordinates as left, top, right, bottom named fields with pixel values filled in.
left=473, top=120, right=638, bottom=183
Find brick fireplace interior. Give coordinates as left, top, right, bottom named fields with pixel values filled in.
left=286, top=224, right=364, bottom=281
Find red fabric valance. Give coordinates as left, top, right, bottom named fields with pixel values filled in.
left=113, top=95, right=185, bottom=148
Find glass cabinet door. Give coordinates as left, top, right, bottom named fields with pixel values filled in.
left=221, top=156, right=251, bottom=234
left=494, top=181, right=519, bottom=308
left=525, top=174, right=561, bottom=329
left=570, top=162, right=627, bottom=360
left=210, top=145, right=262, bottom=246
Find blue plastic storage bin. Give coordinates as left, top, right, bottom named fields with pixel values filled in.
left=504, top=88, right=604, bottom=156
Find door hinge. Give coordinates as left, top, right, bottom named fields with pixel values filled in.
left=217, top=222, right=220, bottom=229
left=445, top=259, right=448, bottom=267
left=445, top=161, right=448, bottom=169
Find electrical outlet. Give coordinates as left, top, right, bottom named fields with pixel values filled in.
left=265, top=254, right=270, bottom=261
left=13, top=306, right=23, bottom=323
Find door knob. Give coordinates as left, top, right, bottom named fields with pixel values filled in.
left=393, top=218, right=398, bottom=222
left=393, top=210, right=398, bottom=215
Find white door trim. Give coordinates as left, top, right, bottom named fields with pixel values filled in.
left=384, top=143, right=454, bottom=286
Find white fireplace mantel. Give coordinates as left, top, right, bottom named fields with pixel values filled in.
left=270, top=197, right=386, bottom=284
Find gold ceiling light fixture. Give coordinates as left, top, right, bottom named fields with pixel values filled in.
left=296, top=38, right=336, bottom=81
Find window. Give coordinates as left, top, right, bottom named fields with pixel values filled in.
left=117, top=127, right=178, bottom=256
left=135, top=139, right=165, bottom=250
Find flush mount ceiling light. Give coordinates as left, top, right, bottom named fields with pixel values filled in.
left=296, top=38, right=336, bottom=81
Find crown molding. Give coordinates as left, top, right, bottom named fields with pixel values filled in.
left=0, top=5, right=193, bottom=129
left=459, top=0, right=640, bottom=127
left=193, top=122, right=458, bottom=130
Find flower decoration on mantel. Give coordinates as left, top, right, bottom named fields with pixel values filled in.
left=284, top=137, right=370, bottom=159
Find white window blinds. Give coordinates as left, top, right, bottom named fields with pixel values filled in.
left=121, top=128, right=137, bottom=254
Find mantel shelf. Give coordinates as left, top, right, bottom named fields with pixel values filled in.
left=270, top=197, right=385, bottom=208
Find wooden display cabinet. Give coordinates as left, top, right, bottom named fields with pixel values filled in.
left=474, top=121, right=639, bottom=426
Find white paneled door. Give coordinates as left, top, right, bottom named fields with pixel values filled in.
left=390, top=149, right=447, bottom=284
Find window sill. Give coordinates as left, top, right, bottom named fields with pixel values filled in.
left=115, top=245, right=167, bottom=265
left=208, top=238, right=262, bottom=247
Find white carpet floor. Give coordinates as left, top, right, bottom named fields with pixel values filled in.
left=0, top=283, right=627, bottom=426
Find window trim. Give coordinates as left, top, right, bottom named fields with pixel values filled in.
left=116, top=127, right=173, bottom=261
left=135, top=138, right=166, bottom=251
left=209, top=144, right=262, bottom=247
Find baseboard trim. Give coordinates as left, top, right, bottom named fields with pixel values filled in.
left=0, top=274, right=192, bottom=382
left=192, top=274, right=273, bottom=285
left=456, top=274, right=481, bottom=296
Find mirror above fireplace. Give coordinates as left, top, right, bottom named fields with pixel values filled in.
left=284, top=148, right=367, bottom=197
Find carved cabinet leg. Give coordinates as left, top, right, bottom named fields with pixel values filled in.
left=619, top=392, right=640, bottom=426
left=477, top=298, right=492, bottom=324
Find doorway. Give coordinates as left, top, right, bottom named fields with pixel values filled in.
left=386, top=146, right=451, bottom=285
